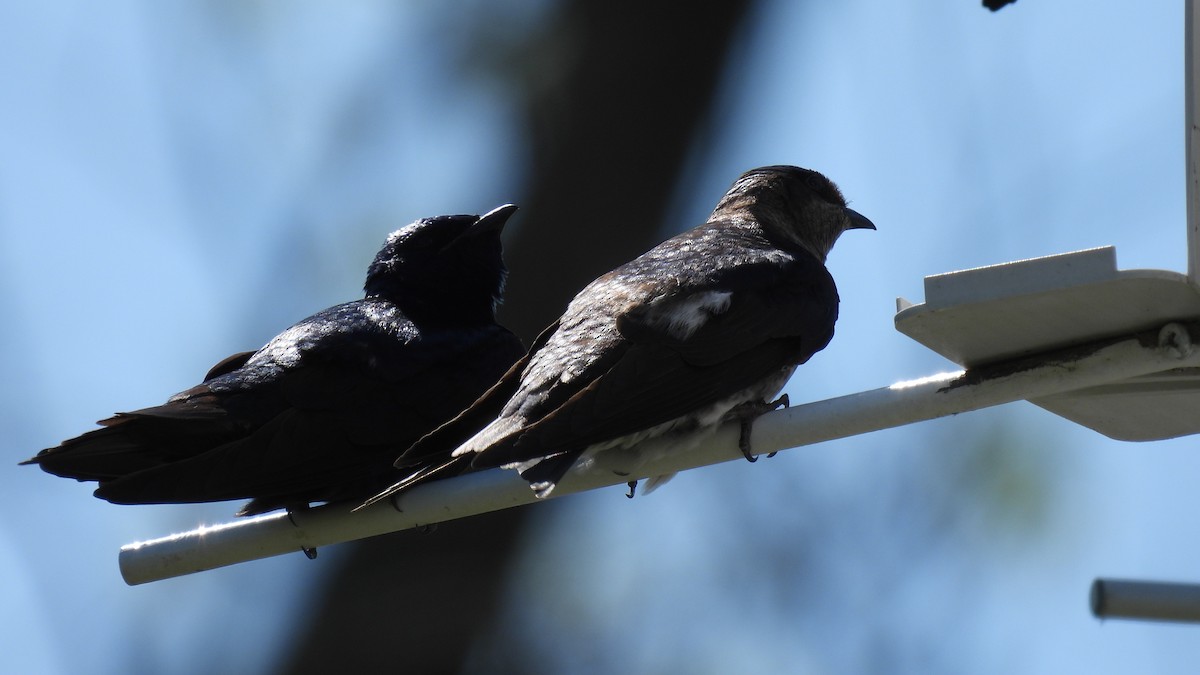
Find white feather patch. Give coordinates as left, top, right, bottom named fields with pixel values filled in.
left=646, top=290, right=733, bottom=340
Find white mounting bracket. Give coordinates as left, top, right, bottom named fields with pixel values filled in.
left=895, top=246, right=1200, bottom=440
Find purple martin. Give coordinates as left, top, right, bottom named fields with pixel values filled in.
left=366, top=166, right=873, bottom=505
left=23, top=205, right=525, bottom=516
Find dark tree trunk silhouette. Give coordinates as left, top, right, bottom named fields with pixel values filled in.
left=278, top=2, right=755, bottom=672
left=498, top=1, right=756, bottom=340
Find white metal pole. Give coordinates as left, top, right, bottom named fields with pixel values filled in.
left=1091, top=578, right=1200, bottom=623
left=1187, top=0, right=1200, bottom=283
left=118, top=323, right=1199, bottom=585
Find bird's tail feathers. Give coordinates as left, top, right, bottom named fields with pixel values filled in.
left=450, top=415, right=526, bottom=460
left=22, top=424, right=161, bottom=480
left=354, top=454, right=471, bottom=511
left=22, top=400, right=233, bottom=480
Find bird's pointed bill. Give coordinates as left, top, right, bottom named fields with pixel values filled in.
left=845, top=207, right=875, bottom=231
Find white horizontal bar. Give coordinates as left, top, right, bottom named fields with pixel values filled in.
left=1188, top=0, right=1200, bottom=284
left=1091, top=578, right=1200, bottom=623
left=119, top=323, right=1200, bottom=585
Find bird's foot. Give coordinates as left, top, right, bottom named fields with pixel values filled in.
left=285, top=505, right=319, bottom=558
left=285, top=503, right=311, bottom=527
left=731, top=393, right=789, bottom=462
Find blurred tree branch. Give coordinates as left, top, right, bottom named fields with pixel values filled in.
left=498, top=0, right=756, bottom=340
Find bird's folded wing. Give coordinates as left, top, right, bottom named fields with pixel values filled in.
left=616, top=259, right=838, bottom=365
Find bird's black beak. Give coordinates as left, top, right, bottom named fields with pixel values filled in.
left=845, top=207, right=876, bottom=231
left=469, top=203, right=518, bottom=236
left=444, top=204, right=518, bottom=251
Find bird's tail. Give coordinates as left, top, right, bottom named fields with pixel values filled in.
left=22, top=417, right=171, bottom=480
left=21, top=405, right=233, bottom=481
left=448, top=415, right=526, bottom=462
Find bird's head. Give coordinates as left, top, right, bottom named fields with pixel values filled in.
left=364, top=204, right=518, bottom=321
left=713, top=165, right=874, bottom=262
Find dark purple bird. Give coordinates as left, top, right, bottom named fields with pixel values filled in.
left=24, top=205, right=525, bottom=516
left=366, top=166, right=873, bottom=506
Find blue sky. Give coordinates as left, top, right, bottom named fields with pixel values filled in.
left=3, top=2, right=1198, bottom=673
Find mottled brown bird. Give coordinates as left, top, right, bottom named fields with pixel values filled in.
left=365, top=166, right=873, bottom=506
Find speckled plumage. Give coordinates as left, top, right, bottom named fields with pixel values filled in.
left=23, top=205, right=525, bottom=516
left=372, top=166, right=873, bottom=502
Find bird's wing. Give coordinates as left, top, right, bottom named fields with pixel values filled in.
left=473, top=257, right=838, bottom=468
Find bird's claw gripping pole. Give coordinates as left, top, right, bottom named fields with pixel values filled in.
left=118, top=321, right=1200, bottom=585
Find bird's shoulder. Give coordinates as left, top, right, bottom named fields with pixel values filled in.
left=223, top=298, right=427, bottom=378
